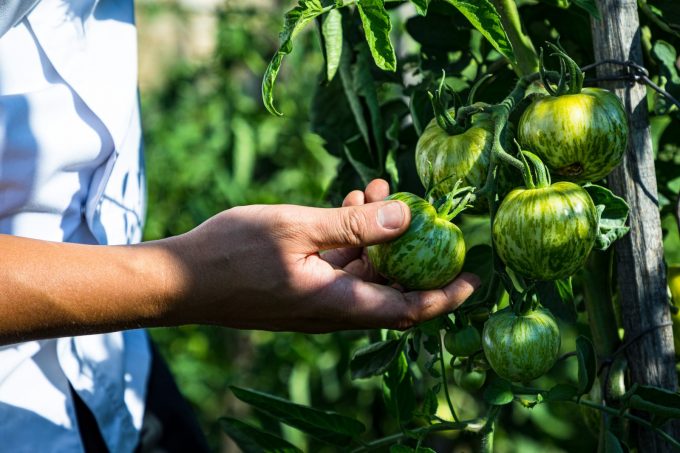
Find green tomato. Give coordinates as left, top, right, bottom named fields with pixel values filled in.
left=518, top=88, right=628, bottom=183
left=415, top=116, right=493, bottom=201
left=482, top=307, right=561, bottom=382
left=367, top=192, right=466, bottom=290
left=492, top=181, right=598, bottom=280
left=453, top=367, right=487, bottom=392
left=444, top=326, right=482, bottom=357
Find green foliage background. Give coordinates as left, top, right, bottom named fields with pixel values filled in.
left=138, top=0, right=680, bottom=451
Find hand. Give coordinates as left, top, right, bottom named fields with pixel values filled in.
left=160, top=179, right=480, bottom=333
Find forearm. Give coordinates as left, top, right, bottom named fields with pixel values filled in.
left=0, top=234, right=184, bottom=345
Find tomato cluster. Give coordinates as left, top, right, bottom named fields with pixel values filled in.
left=367, top=76, right=628, bottom=383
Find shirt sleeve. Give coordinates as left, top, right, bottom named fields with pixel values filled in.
left=0, top=0, right=40, bottom=39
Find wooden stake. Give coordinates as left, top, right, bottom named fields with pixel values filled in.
left=590, top=0, right=679, bottom=450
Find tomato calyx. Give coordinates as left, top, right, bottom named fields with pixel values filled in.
left=539, top=41, right=584, bottom=96
left=431, top=180, right=475, bottom=222
left=428, top=73, right=464, bottom=135
left=518, top=150, right=551, bottom=189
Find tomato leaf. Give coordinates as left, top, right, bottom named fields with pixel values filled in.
left=350, top=336, right=408, bottom=379
left=353, top=44, right=387, bottom=165
left=422, top=386, right=439, bottom=417
left=576, top=336, right=597, bottom=396
left=651, top=40, right=680, bottom=116
left=443, top=0, right=516, bottom=65
left=483, top=377, right=514, bottom=405
left=230, top=387, right=365, bottom=446
left=410, top=0, right=431, bottom=16
left=344, top=137, right=382, bottom=185
left=571, top=0, right=601, bottom=20
left=262, top=0, right=326, bottom=116
left=383, top=353, right=416, bottom=424
left=321, top=9, right=343, bottom=82
left=409, top=87, right=434, bottom=137
left=219, top=417, right=303, bottom=453
left=544, top=383, right=578, bottom=402
left=604, top=430, right=625, bottom=453
left=535, top=279, right=577, bottom=323
left=356, top=0, right=397, bottom=71
left=583, top=183, right=630, bottom=251
left=390, top=446, right=437, bottom=453
left=625, top=385, right=680, bottom=420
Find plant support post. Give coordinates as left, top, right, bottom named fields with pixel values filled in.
left=590, top=0, right=679, bottom=450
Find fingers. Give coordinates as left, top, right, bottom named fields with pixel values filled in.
left=365, top=179, right=389, bottom=203
left=316, top=272, right=480, bottom=331
left=302, top=201, right=410, bottom=252
left=342, top=190, right=365, bottom=207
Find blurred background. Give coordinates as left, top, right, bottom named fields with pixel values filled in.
left=136, top=0, right=678, bottom=451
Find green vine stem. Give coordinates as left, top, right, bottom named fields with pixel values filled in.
left=439, top=332, right=461, bottom=423
left=491, top=0, right=539, bottom=76
left=509, top=386, right=680, bottom=450
left=349, top=418, right=486, bottom=453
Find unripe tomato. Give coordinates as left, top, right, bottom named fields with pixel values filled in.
left=444, top=326, right=481, bottom=357
left=415, top=116, right=493, bottom=201
left=367, top=192, right=466, bottom=290
left=493, top=181, right=598, bottom=280
left=453, top=367, right=487, bottom=392
left=482, top=307, right=561, bottom=382
left=518, top=88, right=628, bottom=183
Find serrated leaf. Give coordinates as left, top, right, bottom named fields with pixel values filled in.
left=230, top=387, right=365, bottom=446
left=350, top=337, right=407, bottom=379
left=572, top=0, right=601, bottom=19
left=410, top=0, right=431, bottom=16
left=443, top=0, right=515, bottom=65
left=262, top=0, right=326, bottom=116
left=576, top=336, right=597, bottom=396
left=484, top=377, right=514, bottom=405
left=356, top=0, right=397, bottom=71
left=322, top=9, right=343, bottom=81
left=219, top=417, right=303, bottom=453
left=535, top=279, right=577, bottom=323
left=544, top=383, right=578, bottom=402
left=583, top=184, right=630, bottom=250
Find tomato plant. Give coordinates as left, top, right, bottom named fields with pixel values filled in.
left=215, top=0, right=680, bottom=452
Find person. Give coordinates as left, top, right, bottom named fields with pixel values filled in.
left=0, top=0, right=480, bottom=451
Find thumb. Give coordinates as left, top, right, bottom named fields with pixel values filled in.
left=304, top=200, right=411, bottom=251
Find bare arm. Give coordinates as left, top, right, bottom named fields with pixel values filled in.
left=0, top=180, right=479, bottom=345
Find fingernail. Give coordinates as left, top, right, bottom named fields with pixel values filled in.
left=378, top=202, right=405, bottom=230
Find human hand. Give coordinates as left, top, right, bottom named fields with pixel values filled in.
left=160, top=180, right=480, bottom=332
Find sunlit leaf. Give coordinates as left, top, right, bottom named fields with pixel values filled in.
left=443, top=0, right=516, bottom=64
left=356, top=0, right=397, bottom=71
left=583, top=183, right=630, bottom=250
left=322, top=9, right=343, bottom=81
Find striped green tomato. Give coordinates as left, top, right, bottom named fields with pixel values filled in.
left=518, top=88, right=628, bottom=183
left=367, top=192, right=466, bottom=290
left=415, top=116, right=493, bottom=200
left=492, top=181, right=598, bottom=281
left=482, top=307, right=561, bottom=382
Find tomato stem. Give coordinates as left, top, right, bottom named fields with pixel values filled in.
left=439, top=331, right=461, bottom=423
